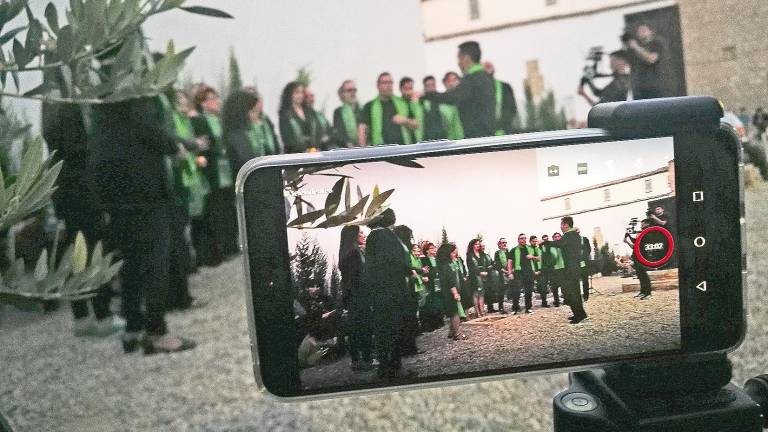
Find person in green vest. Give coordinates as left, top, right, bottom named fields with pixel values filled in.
left=493, top=238, right=513, bottom=314
left=465, top=238, right=489, bottom=319
left=332, top=80, right=361, bottom=148
left=422, top=41, right=496, bottom=138
left=222, top=90, right=281, bottom=178
left=420, top=76, right=448, bottom=141
left=303, top=87, right=334, bottom=150
left=394, top=225, right=425, bottom=357
left=483, top=61, right=519, bottom=135
left=511, top=233, right=540, bottom=314
left=279, top=81, right=321, bottom=153
left=164, top=88, right=210, bottom=310
left=545, top=232, right=566, bottom=307
left=191, top=85, right=238, bottom=265
left=419, top=241, right=445, bottom=332
left=359, top=72, right=419, bottom=146
left=439, top=72, right=465, bottom=140
left=437, top=242, right=467, bottom=340
left=399, top=76, right=425, bottom=143
left=530, top=235, right=549, bottom=308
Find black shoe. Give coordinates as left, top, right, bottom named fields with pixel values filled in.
left=499, top=309, right=508, bottom=315
left=554, top=303, right=561, bottom=307
left=640, top=294, right=652, bottom=300
left=525, top=309, right=533, bottom=314
left=570, top=315, right=588, bottom=324
left=121, top=333, right=141, bottom=353
left=634, top=292, right=644, bottom=298
left=541, top=303, right=551, bottom=308
left=567, top=315, right=575, bottom=321
left=141, top=334, right=197, bottom=355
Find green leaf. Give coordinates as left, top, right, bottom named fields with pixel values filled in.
left=365, top=188, right=394, bottom=218
left=372, top=184, right=380, bottom=197
left=315, top=195, right=369, bottom=229
left=287, top=209, right=325, bottom=227
left=45, top=3, right=60, bottom=34
left=344, top=180, right=351, bottom=211
left=71, top=232, right=87, bottom=274
left=324, top=177, right=345, bottom=217
left=12, top=38, right=27, bottom=66
left=0, top=26, right=26, bottom=46
left=34, top=250, right=49, bottom=281
left=14, top=136, right=43, bottom=197
left=24, top=19, right=43, bottom=56
left=179, top=6, right=234, bottom=19
left=387, top=159, right=424, bottom=169
left=356, top=185, right=363, bottom=201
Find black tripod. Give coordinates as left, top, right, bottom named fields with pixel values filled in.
left=553, top=354, right=768, bottom=431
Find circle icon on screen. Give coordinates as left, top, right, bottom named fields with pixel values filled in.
left=634, top=226, right=675, bottom=268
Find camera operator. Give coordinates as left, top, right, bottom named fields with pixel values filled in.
left=623, top=23, right=666, bottom=100
left=624, top=218, right=653, bottom=300
left=578, top=51, right=631, bottom=106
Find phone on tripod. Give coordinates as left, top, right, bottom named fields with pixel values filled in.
left=237, top=97, right=745, bottom=400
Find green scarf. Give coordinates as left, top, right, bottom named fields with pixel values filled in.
left=410, top=100, right=424, bottom=143
left=248, top=119, right=276, bottom=157
left=205, top=114, right=233, bottom=189
left=497, top=249, right=508, bottom=266
left=370, top=95, right=412, bottom=145
left=464, top=63, right=485, bottom=76
left=513, top=245, right=536, bottom=272
left=410, top=254, right=426, bottom=293
left=439, top=104, right=464, bottom=140
left=340, top=104, right=358, bottom=145
left=494, top=79, right=504, bottom=136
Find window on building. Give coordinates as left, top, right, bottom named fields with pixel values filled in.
left=545, top=0, right=557, bottom=5
left=645, top=179, right=653, bottom=193
left=564, top=197, right=571, bottom=211
left=469, top=0, right=480, bottom=20
left=722, top=45, right=737, bottom=61
left=604, top=188, right=611, bottom=202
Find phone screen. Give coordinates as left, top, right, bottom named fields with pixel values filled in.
left=275, top=136, right=680, bottom=394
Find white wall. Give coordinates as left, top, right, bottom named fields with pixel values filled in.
left=423, top=1, right=675, bottom=123
left=422, top=0, right=660, bottom=40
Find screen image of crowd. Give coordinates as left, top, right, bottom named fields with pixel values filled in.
left=284, top=141, right=681, bottom=391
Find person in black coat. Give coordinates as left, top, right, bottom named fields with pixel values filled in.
left=222, top=90, right=280, bottom=177
left=89, top=94, right=196, bottom=353
left=546, top=217, right=588, bottom=324
left=339, top=225, right=372, bottom=371
left=363, top=209, right=414, bottom=380
left=42, top=102, right=119, bottom=337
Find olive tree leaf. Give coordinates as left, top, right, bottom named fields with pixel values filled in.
left=365, top=188, right=394, bottom=218
left=179, top=6, right=234, bottom=19
left=71, top=232, right=87, bottom=274
left=344, top=180, right=351, bottom=211
left=44, top=2, right=60, bottom=34
left=33, top=249, right=49, bottom=281
left=0, top=26, right=26, bottom=46
left=387, top=159, right=424, bottom=169
left=12, top=38, right=27, bottom=67
left=324, top=177, right=345, bottom=217
left=287, top=209, right=325, bottom=227
left=356, top=185, right=363, bottom=201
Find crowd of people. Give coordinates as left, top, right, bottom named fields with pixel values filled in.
left=39, top=39, right=519, bottom=356
left=322, top=210, right=593, bottom=380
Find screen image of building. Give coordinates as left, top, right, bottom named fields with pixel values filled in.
left=540, top=161, right=674, bottom=253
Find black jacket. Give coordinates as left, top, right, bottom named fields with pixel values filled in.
left=549, top=230, right=582, bottom=272
left=88, top=97, right=177, bottom=208
left=425, top=68, right=496, bottom=138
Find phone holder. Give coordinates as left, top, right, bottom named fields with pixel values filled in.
left=553, top=354, right=767, bottom=431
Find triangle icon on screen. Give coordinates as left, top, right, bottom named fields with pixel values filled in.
left=696, top=281, right=707, bottom=292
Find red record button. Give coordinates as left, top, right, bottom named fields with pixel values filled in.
left=634, top=226, right=675, bottom=268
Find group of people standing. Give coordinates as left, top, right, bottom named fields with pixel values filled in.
left=273, top=41, right=518, bottom=156
left=336, top=211, right=590, bottom=380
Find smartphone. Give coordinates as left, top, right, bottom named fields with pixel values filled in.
left=237, top=97, right=745, bottom=400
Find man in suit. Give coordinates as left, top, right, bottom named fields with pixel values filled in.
left=548, top=217, right=588, bottom=324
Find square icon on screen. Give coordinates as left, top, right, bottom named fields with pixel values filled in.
left=693, top=191, right=704, bottom=202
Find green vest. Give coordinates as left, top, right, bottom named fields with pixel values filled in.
left=494, top=79, right=504, bottom=136
left=340, top=103, right=359, bottom=145
left=439, top=104, right=464, bottom=140
left=513, top=245, right=537, bottom=272
left=173, top=111, right=210, bottom=218
left=410, top=254, right=426, bottom=293
left=205, top=114, right=233, bottom=189
left=247, top=115, right=277, bottom=157
left=410, top=100, right=424, bottom=143
left=370, top=95, right=412, bottom=145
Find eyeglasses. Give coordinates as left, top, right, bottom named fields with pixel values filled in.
left=343, top=88, right=357, bottom=93
left=379, top=80, right=393, bottom=85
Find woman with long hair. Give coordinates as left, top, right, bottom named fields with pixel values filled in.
left=338, top=225, right=373, bottom=371
left=419, top=242, right=445, bottom=332
left=279, top=81, right=319, bottom=153
left=466, top=238, right=488, bottom=318
left=437, top=243, right=466, bottom=340
left=222, top=90, right=281, bottom=175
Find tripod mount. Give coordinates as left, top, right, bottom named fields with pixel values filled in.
left=553, top=354, right=768, bottom=431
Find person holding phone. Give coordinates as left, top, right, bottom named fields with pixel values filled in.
left=437, top=243, right=467, bottom=340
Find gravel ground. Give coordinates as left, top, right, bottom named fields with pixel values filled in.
left=302, top=276, right=680, bottom=391
left=1, top=183, right=767, bottom=432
